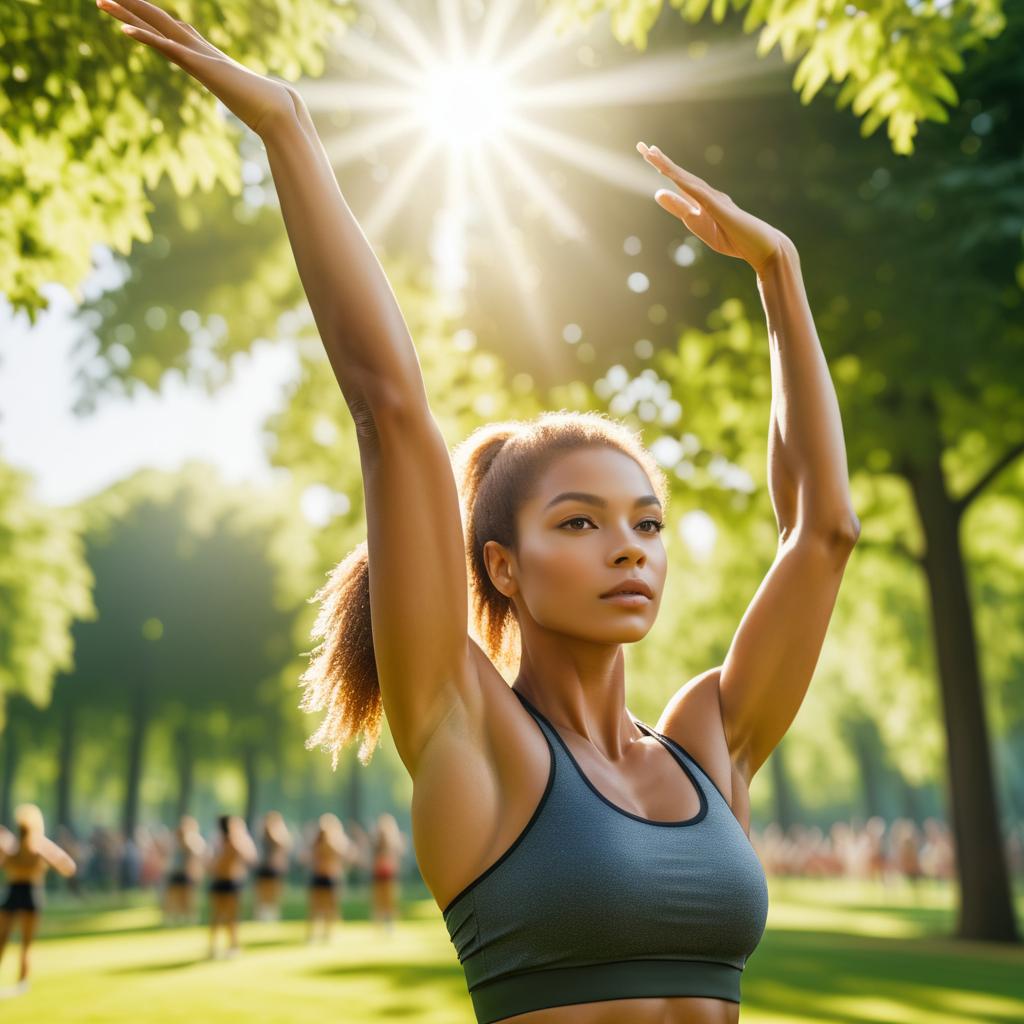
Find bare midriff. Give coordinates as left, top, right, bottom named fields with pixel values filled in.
left=498, top=994, right=739, bottom=1024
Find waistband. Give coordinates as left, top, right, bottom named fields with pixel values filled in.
left=469, top=958, right=742, bottom=1023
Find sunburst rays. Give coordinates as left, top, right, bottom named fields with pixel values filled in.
left=295, top=0, right=776, bottom=352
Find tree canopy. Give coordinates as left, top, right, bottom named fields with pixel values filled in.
left=543, top=0, right=1007, bottom=154
left=0, top=0, right=355, bottom=324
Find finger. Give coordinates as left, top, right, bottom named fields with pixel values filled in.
left=656, top=187, right=701, bottom=218
left=96, top=0, right=150, bottom=33
left=118, top=22, right=193, bottom=65
left=641, top=144, right=722, bottom=209
left=655, top=188, right=729, bottom=254
left=113, top=0, right=195, bottom=45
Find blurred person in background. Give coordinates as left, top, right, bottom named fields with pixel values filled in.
left=162, top=815, right=208, bottom=926
left=253, top=810, right=293, bottom=922
left=369, top=813, right=407, bottom=935
left=0, top=804, right=77, bottom=997
left=305, top=813, right=361, bottom=944
left=206, top=814, right=258, bottom=959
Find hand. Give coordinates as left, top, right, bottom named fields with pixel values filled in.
left=96, top=0, right=298, bottom=136
left=637, top=142, right=794, bottom=275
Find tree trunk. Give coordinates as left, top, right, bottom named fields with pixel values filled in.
left=175, top=720, right=193, bottom=821
left=0, top=721, right=17, bottom=827
left=346, top=757, right=364, bottom=827
left=904, top=445, right=1019, bottom=942
left=244, top=746, right=259, bottom=830
left=56, top=698, right=77, bottom=830
left=121, top=684, right=149, bottom=852
left=769, top=739, right=799, bottom=833
left=896, top=770, right=921, bottom=824
left=842, top=712, right=887, bottom=820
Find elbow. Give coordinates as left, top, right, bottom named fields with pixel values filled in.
left=823, top=512, right=861, bottom=549
left=791, top=511, right=861, bottom=550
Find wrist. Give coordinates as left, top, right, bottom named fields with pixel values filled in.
left=255, top=86, right=308, bottom=142
left=755, top=237, right=800, bottom=282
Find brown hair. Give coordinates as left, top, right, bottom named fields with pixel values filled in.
left=299, top=409, right=669, bottom=769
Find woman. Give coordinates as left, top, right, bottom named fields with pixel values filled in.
left=0, top=805, right=77, bottom=996
left=206, top=814, right=258, bottom=959
left=369, top=813, right=407, bottom=934
left=162, top=815, right=207, bottom=926
left=253, top=810, right=292, bottom=922
left=305, top=813, right=359, bottom=944
left=98, top=4, right=859, bottom=1020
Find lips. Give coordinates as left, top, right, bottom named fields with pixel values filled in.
left=600, top=579, right=654, bottom=599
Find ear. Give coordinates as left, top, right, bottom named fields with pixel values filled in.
left=482, top=539, right=518, bottom=598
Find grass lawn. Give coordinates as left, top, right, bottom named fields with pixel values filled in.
left=0, top=876, right=1020, bottom=1022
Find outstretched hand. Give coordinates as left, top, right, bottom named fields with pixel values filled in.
left=637, top=142, right=793, bottom=276
left=95, top=0, right=297, bottom=136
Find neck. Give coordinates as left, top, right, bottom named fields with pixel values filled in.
left=512, top=642, right=640, bottom=760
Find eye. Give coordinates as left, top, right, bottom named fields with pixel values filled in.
left=560, top=516, right=594, bottom=530
left=639, top=518, right=665, bottom=533
left=559, top=516, right=665, bottom=533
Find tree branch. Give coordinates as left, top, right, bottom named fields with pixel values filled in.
left=854, top=535, right=925, bottom=568
left=954, top=440, right=1024, bottom=516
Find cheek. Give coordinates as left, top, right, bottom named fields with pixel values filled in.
left=518, top=535, right=599, bottom=612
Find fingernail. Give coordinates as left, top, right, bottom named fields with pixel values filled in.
left=650, top=146, right=662, bottom=156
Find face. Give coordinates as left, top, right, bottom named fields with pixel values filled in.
left=484, top=446, right=667, bottom=645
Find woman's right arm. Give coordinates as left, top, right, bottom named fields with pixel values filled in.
left=259, top=101, right=478, bottom=777
left=100, top=1, right=481, bottom=774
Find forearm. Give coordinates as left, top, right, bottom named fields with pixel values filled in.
left=259, top=94, right=428, bottom=411
left=756, top=244, right=859, bottom=542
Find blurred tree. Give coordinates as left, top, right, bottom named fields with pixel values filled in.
left=0, top=457, right=94, bottom=729
left=543, top=0, right=1007, bottom=153
left=69, top=156, right=308, bottom=411
left=0, top=0, right=356, bottom=321
left=49, top=464, right=313, bottom=869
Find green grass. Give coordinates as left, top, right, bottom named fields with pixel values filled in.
left=0, top=878, right=1021, bottom=1022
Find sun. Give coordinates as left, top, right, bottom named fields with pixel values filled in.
left=292, top=0, right=765, bottom=345
left=416, top=60, right=514, bottom=149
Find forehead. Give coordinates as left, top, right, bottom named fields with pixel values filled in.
left=532, top=447, right=655, bottom=503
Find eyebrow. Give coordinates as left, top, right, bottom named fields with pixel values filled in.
left=543, top=491, right=663, bottom=511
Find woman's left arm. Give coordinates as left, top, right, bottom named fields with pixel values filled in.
left=639, top=143, right=860, bottom=784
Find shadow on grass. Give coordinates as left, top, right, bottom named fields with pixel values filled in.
left=746, top=927, right=1024, bottom=1024
left=105, top=937, right=303, bottom=974
left=107, top=957, right=201, bottom=974
left=305, top=958, right=469, bottom=1009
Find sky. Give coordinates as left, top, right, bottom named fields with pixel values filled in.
left=0, top=276, right=300, bottom=509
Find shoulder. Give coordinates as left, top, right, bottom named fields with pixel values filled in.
left=653, top=667, right=751, bottom=828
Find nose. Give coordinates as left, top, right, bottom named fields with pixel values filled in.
left=611, top=539, right=646, bottom=566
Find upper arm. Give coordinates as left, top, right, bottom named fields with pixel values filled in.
left=358, top=390, right=477, bottom=773
left=40, top=836, right=76, bottom=877
left=656, top=667, right=737, bottom=809
left=719, top=530, right=857, bottom=783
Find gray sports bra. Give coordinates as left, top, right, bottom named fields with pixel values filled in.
left=442, top=687, right=769, bottom=1023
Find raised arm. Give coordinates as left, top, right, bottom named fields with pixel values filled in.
left=99, top=2, right=479, bottom=773
left=230, top=824, right=260, bottom=866
left=0, top=825, right=14, bottom=863
left=97, top=0, right=426, bottom=414
left=40, top=835, right=78, bottom=878
left=639, top=142, right=859, bottom=782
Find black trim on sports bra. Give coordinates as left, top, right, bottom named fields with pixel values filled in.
left=441, top=690, right=557, bottom=916
left=644, top=726, right=733, bottom=808
left=514, top=689, right=708, bottom=829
